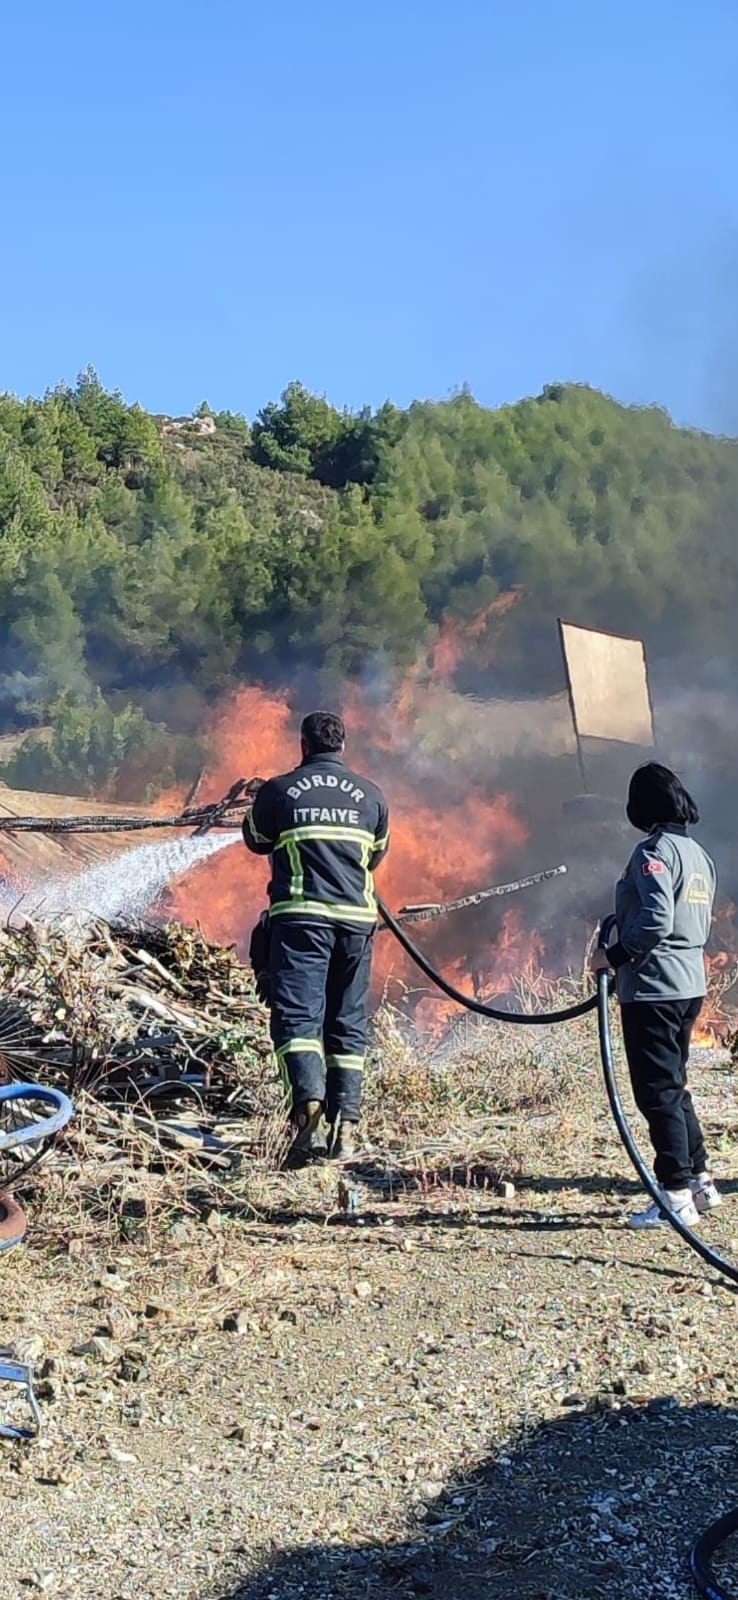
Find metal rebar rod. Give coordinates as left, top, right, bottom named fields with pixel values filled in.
left=376, top=864, right=567, bottom=931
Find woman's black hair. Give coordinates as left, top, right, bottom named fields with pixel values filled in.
left=626, top=762, right=699, bottom=832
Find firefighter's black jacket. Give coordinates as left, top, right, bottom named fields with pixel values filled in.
left=242, top=753, right=390, bottom=928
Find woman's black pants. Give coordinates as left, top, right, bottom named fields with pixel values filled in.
left=620, top=998, right=708, bottom=1191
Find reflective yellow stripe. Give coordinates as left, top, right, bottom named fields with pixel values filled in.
left=276, top=826, right=376, bottom=848
left=285, top=838, right=303, bottom=901
left=326, top=1054, right=365, bottom=1073
left=276, top=1038, right=325, bottom=1060
left=246, top=808, right=272, bottom=846
left=270, top=900, right=377, bottom=923
left=359, top=840, right=376, bottom=915
left=274, top=1051, right=292, bottom=1099
left=374, top=833, right=390, bottom=852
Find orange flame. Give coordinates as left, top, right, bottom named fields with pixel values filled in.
left=412, top=906, right=546, bottom=1043
left=162, top=673, right=738, bottom=1043
left=164, top=687, right=295, bottom=948
left=432, top=589, right=524, bottom=679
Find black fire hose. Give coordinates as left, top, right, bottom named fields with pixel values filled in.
left=378, top=899, right=738, bottom=1596
left=376, top=897, right=598, bottom=1025
left=691, top=1513, right=738, bottom=1600
left=595, top=918, right=738, bottom=1600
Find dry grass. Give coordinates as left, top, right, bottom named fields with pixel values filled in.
left=14, top=962, right=612, bottom=1247
left=11, top=932, right=737, bottom=1257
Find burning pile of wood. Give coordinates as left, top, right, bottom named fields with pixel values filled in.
left=0, top=918, right=273, bottom=1119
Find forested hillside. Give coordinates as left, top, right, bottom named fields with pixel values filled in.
left=0, top=371, right=735, bottom=795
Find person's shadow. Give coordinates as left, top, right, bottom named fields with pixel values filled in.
left=216, top=1399, right=738, bottom=1599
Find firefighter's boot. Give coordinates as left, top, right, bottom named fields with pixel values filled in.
left=330, top=1118, right=358, bottom=1162
left=285, top=1101, right=326, bottom=1169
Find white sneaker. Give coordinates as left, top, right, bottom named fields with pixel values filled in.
left=629, top=1186, right=701, bottom=1230
left=691, top=1175, right=723, bottom=1214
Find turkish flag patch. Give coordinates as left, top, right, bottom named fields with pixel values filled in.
left=643, top=859, right=666, bottom=875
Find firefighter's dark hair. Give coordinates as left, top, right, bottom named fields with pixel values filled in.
left=626, top=762, right=699, bottom=832
left=300, top=711, right=346, bottom=754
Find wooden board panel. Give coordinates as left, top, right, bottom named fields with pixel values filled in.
left=559, top=622, right=654, bottom=746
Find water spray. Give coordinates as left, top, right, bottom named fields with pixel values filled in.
left=15, top=831, right=240, bottom=925
left=0, top=776, right=262, bottom=925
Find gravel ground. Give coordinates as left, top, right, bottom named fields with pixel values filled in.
left=2, top=1040, right=738, bottom=1600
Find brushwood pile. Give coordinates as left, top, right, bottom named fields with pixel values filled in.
left=0, top=918, right=273, bottom=1117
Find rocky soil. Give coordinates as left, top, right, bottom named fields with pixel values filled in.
left=1, top=1035, right=738, bottom=1600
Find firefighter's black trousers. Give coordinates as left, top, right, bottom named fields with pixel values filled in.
left=620, top=997, right=708, bottom=1191
left=269, top=920, right=374, bottom=1123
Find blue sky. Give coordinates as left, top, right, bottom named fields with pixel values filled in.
left=2, top=0, right=737, bottom=431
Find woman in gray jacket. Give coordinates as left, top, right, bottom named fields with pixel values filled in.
left=590, top=763, right=720, bottom=1229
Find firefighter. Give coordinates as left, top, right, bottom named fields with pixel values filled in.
left=243, top=710, right=389, bottom=1166
left=590, top=762, right=720, bottom=1229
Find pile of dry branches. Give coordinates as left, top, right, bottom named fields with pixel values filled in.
left=0, top=918, right=273, bottom=1106
left=0, top=920, right=288, bottom=1242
